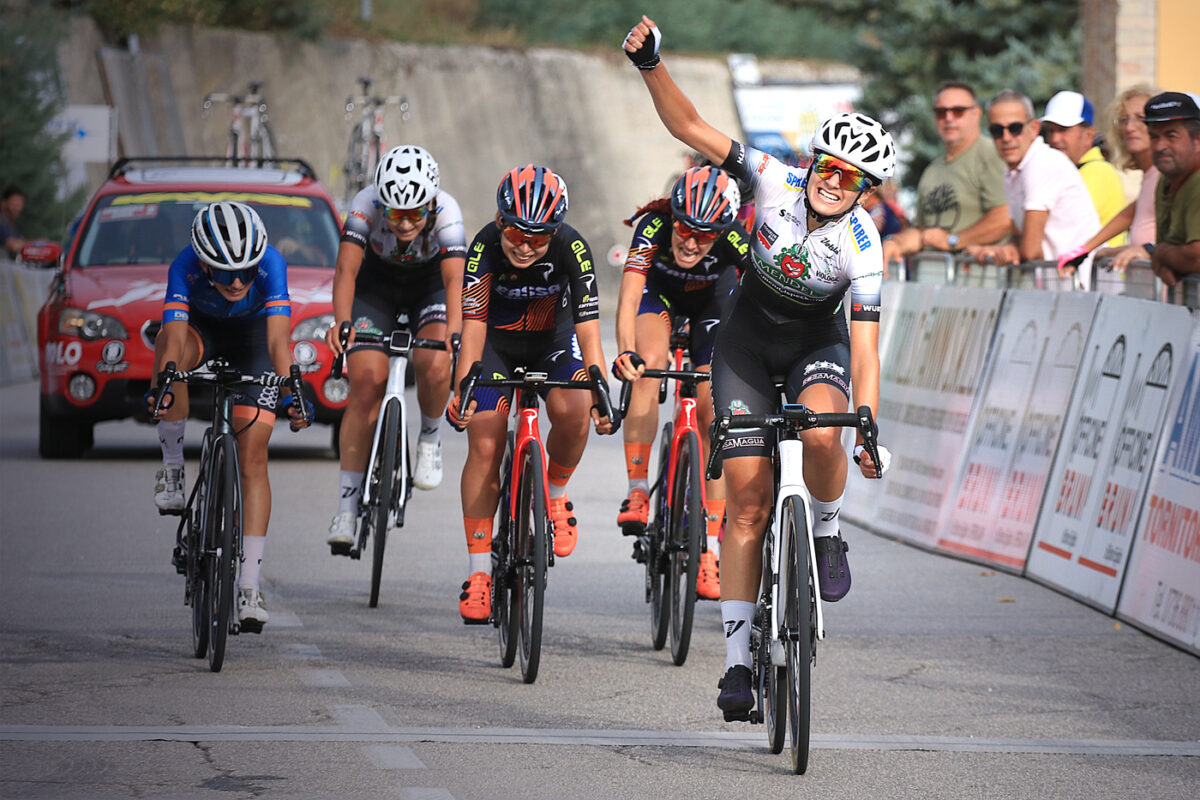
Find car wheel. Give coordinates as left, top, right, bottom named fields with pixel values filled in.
left=39, top=402, right=93, bottom=459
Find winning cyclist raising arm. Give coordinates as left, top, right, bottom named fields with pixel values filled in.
left=625, top=15, right=890, bottom=719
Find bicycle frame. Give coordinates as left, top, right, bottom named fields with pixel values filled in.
left=361, top=342, right=410, bottom=515
left=505, top=387, right=550, bottom=547
left=772, top=433, right=824, bottom=654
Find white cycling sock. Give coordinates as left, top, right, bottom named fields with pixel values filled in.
left=721, top=600, right=755, bottom=669
left=468, top=552, right=491, bottom=575
left=338, top=470, right=363, bottom=514
left=811, top=493, right=843, bottom=538
left=419, top=414, right=441, bottom=444
left=157, top=419, right=186, bottom=465
left=240, top=535, right=265, bottom=590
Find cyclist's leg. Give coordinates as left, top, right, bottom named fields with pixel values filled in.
left=151, top=322, right=203, bottom=511
left=619, top=299, right=670, bottom=528
left=543, top=330, right=591, bottom=556
left=689, top=291, right=725, bottom=597
left=411, top=279, right=450, bottom=489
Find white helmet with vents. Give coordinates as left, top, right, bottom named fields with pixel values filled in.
left=811, top=112, right=896, bottom=184
left=375, top=145, right=440, bottom=210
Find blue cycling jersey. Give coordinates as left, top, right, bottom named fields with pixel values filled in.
left=162, top=244, right=291, bottom=323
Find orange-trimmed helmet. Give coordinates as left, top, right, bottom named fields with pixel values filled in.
left=496, top=165, right=569, bottom=233
left=670, top=166, right=740, bottom=231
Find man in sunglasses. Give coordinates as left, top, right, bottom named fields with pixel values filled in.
left=1142, top=91, right=1200, bottom=287
left=447, top=165, right=615, bottom=623
left=611, top=165, right=751, bottom=600
left=970, top=89, right=1099, bottom=287
left=148, top=200, right=311, bottom=632
left=881, top=81, right=1009, bottom=272
left=324, top=145, right=466, bottom=552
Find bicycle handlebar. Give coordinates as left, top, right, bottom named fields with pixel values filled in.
left=706, top=404, right=881, bottom=481
left=153, top=358, right=308, bottom=425
left=617, top=367, right=710, bottom=417
left=330, top=321, right=446, bottom=379
left=458, top=361, right=621, bottom=434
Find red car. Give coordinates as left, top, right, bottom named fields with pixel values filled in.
left=37, top=157, right=349, bottom=458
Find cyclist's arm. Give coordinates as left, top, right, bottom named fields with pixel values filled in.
left=626, top=16, right=731, bottom=166
left=576, top=318, right=615, bottom=433
left=441, top=255, right=465, bottom=340
left=614, top=269, right=646, bottom=374
left=327, top=241, right=364, bottom=351
left=848, top=319, right=880, bottom=447
left=153, top=320, right=190, bottom=383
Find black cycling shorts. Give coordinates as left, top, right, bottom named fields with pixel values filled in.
left=471, top=323, right=586, bottom=414
left=189, top=313, right=281, bottom=416
left=637, top=268, right=736, bottom=368
left=350, top=252, right=447, bottom=353
left=710, top=288, right=850, bottom=459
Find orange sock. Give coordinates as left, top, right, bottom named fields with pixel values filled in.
left=624, top=443, right=652, bottom=482
left=464, top=516, right=493, bottom=553
left=705, top=498, right=725, bottom=540
left=546, top=458, right=575, bottom=491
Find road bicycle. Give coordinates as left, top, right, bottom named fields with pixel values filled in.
left=331, top=321, right=446, bottom=608
left=707, top=401, right=881, bottom=774
left=459, top=361, right=619, bottom=684
left=202, top=81, right=276, bottom=167
left=155, top=359, right=309, bottom=673
left=616, top=326, right=709, bottom=666
left=342, top=76, right=410, bottom=207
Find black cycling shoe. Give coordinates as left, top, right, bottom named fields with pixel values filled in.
left=717, top=665, right=754, bottom=722
left=172, top=546, right=186, bottom=575
left=814, top=534, right=851, bottom=602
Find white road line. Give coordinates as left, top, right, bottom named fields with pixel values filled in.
left=296, top=669, right=350, bottom=687
left=1, top=725, right=1197, bottom=756
left=363, top=745, right=426, bottom=769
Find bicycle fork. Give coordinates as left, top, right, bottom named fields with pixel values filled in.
left=361, top=353, right=409, bottom=513
left=769, top=438, right=824, bottom=668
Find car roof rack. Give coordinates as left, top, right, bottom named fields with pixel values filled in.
left=108, top=156, right=317, bottom=181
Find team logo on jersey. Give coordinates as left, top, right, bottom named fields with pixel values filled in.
left=756, top=224, right=778, bottom=249
left=849, top=214, right=872, bottom=253
left=729, top=399, right=750, bottom=416
left=785, top=172, right=804, bottom=191
left=773, top=243, right=810, bottom=279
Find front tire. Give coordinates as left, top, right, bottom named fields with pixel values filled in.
left=782, top=495, right=812, bottom=774
left=668, top=430, right=702, bottom=666
left=368, top=398, right=400, bottom=609
left=514, top=439, right=547, bottom=684
left=648, top=423, right=673, bottom=651
left=207, top=435, right=240, bottom=673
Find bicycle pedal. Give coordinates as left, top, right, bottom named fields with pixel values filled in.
left=460, top=616, right=490, bottom=626
left=239, top=621, right=264, bottom=635
left=722, top=709, right=753, bottom=723
left=158, top=508, right=184, bottom=517
left=329, top=542, right=352, bottom=557
left=620, top=522, right=646, bottom=536
left=171, top=548, right=187, bottom=575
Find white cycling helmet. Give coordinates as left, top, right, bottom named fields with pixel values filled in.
left=375, top=145, right=440, bottom=210
left=190, top=201, right=268, bottom=270
left=811, top=112, right=896, bottom=184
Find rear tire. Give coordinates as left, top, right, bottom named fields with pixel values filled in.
left=207, top=435, right=239, bottom=673
left=648, top=423, right=672, bottom=651
left=668, top=431, right=702, bottom=666
left=782, top=495, right=812, bottom=774
left=368, top=398, right=400, bottom=609
left=515, top=439, right=547, bottom=684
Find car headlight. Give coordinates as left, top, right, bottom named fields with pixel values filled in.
left=292, top=313, right=335, bottom=342
left=59, top=308, right=128, bottom=341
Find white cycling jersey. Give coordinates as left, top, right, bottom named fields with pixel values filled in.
left=723, top=142, right=882, bottom=323
left=342, top=185, right=467, bottom=268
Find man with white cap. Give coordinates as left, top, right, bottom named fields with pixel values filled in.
left=1041, top=90, right=1125, bottom=246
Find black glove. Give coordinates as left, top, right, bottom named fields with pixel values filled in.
left=623, top=25, right=662, bottom=70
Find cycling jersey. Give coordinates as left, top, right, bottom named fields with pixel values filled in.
left=623, top=211, right=751, bottom=292
left=721, top=142, right=882, bottom=323
left=162, top=244, right=290, bottom=323
left=342, top=185, right=467, bottom=273
left=462, top=222, right=600, bottom=332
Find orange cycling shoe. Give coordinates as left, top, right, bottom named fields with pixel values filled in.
left=617, top=488, right=650, bottom=534
left=549, top=495, right=578, bottom=557
left=458, top=572, right=492, bottom=624
left=697, top=550, right=720, bottom=600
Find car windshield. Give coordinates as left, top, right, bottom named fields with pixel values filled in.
left=74, top=192, right=340, bottom=268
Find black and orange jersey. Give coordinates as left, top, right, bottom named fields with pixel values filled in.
left=461, top=222, right=600, bottom=333
left=623, top=210, right=751, bottom=294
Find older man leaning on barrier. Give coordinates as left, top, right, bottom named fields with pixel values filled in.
left=882, top=81, right=1009, bottom=275
left=966, top=89, right=1099, bottom=289
left=1142, top=91, right=1200, bottom=289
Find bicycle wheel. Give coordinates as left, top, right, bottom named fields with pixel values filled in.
left=495, top=436, right=517, bottom=668
left=648, top=423, right=672, bottom=651
left=514, top=439, right=547, bottom=684
left=206, top=435, right=239, bottom=673
left=188, top=500, right=209, bottom=659
left=761, top=546, right=786, bottom=754
left=667, top=431, right=703, bottom=666
left=782, top=495, right=813, bottom=774
left=369, top=398, right=400, bottom=609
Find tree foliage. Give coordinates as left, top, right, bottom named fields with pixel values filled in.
left=55, top=0, right=330, bottom=40
left=770, top=0, right=1080, bottom=184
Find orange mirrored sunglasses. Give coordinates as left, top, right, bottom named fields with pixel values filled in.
left=384, top=205, right=430, bottom=224
left=672, top=219, right=720, bottom=244
left=500, top=223, right=554, bottom=249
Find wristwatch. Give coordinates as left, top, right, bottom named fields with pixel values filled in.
left=947, top=233, right=960, bottom=251
left=1143, top=243, right=1156, bottom=256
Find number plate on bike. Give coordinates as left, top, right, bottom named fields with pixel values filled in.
left=388, top=329, right=413, bottom=355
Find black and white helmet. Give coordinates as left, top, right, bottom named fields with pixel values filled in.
left=811, top=112, right=896, bottom=184
left=190, top=201, right=268, bottom=270
left=375, top=145, right=440, bottom=210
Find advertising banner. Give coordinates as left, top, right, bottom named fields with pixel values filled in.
left=843, top=285, right=1003, bottom=548
left=1026, top=296, right=1194, bottom=611
left=937, top=291, right=1100, bottom=570
left=731, top=83, right=859, bottom=159
left=1117, top=322, right=1200, bottom=654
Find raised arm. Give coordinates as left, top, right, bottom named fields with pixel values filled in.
left=623, top=15, right=732, bottom=166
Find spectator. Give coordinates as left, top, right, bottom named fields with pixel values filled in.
left=1, top=185, right=26, bottom=259
left=864, top=180, right=909, bottom=238
left=881, top=81, right=1009, bottom=271
left=1143, top=91, right=1200, bottom=287
left=967, top=89, right=1099, bottom=288
left=1041, top=91, right=1126, bottom=246
left=1056, top=84, right=1162, bottom=276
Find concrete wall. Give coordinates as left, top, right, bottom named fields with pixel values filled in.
left=57, top=18, right=747, bottom=305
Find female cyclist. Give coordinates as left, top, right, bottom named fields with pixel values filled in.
left=624, top=15, right=891, bottom=719
left=149, top=201, right=311, bottom=632
left=612, top=165, right=750, bottom=601
left=448, top=165, right=614, bottom=623
left=324, top=145, right=467, bottom=551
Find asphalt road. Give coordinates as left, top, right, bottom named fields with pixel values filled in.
left=2, top=376, right=1198, bottom=799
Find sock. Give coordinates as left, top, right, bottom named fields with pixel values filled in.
left=419, top=414, right=441, bottom=444
left=464, top=517, right=492, bottom=575
left=721, top=600, right=755, bottom=669
left=625, top=443, right=652, bottom=493
left=240, top=535, right=265, bottom=590
left=546, top=458, right=574, bottom=500
left=338, top=470, right=363, bottom=514
left=705, top=498, right=725, bottom=543
left=811, top=493, right=843, bottom=538
left=157, top=419, right=186, bottom=465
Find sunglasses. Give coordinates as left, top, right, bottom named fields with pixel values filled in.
left=383, top=205, right=430, bottom=224
left=500, top=223, right=555, bottom=249
left=206, top=265, right=258, bottom=286
left=1117, top=114, right=1146, bottom=126
left=811, top=153, right=873, bottom=192
left=672, top=219, right=720, bottom=244
left=934, top=105, right=975, bottom=119
left=988, top=121, right=1028, bottom=139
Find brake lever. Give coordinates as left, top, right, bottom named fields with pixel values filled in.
left=331, top=321, right=352, bottom=379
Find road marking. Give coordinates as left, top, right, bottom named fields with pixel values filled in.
left=0, top=725, right=1197, bottom=756
left=363, top=745, right=426, bottom=769
left=296, top=669, right=350, bottom=687
left=399, top=790, right=455, bottom=800
left=278, top=643, right=322, bottom=659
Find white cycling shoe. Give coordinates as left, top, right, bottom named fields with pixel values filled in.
left=237, top=588, right=268, bottom=633
left=413, top=439, right=443, bottom=490
left=327, top=511, right=356, bottom=554
left=154, top=464, right=185, bottom=514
